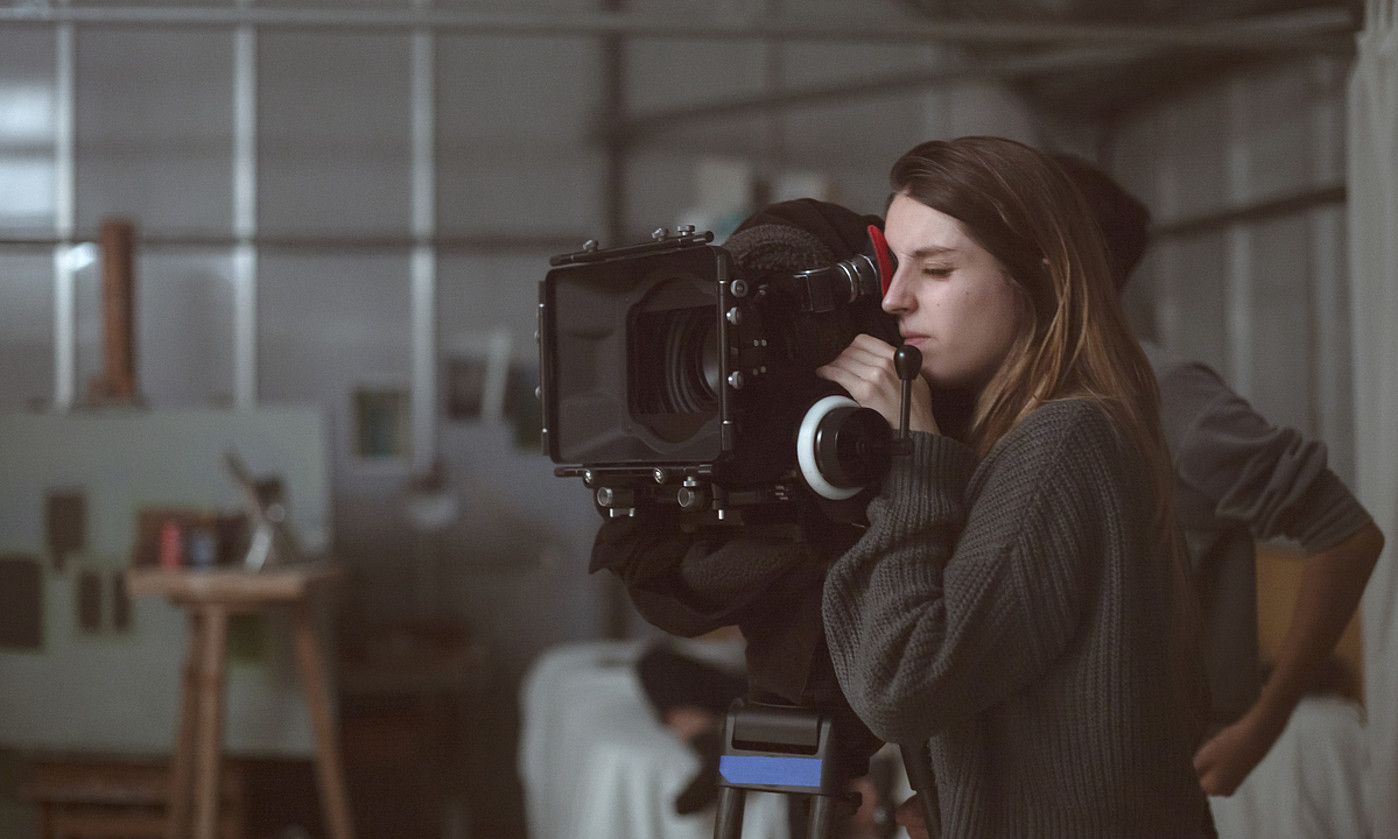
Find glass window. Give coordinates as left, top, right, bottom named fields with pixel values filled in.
left=258, top=251, right=412, bottom=490
left=437, top=34, right=602, bottom=237
left=0, top=250, right=54, bottom=409
left=75, top=29, right=235, bottom=236
left=258, top=32, right=413, bottom=237
left=0, top=30, right=57, bottom=235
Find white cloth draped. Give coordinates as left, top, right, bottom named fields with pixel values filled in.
left=518, top=640, right=789, bottom=839
left=1208, top=697, right=1369, bottom=838
left=1348, top=2, right=1398, bottom=834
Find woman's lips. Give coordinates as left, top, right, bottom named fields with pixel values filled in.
left=900, top=334, right=929, bottom=347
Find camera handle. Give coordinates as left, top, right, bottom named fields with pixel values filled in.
left=891, top=343, right=943, bottom=839
left=892, top=344, right=923, bottom=455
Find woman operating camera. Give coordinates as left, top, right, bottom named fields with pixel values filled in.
left=817, top=136, right=1213, bottom=837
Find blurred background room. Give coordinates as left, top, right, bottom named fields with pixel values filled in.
left=1, top=0, right=1396, bottom=837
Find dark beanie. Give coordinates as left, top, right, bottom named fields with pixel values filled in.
left=1051, top=154, right=1152, bottom=292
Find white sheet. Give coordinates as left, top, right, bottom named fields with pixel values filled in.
left=1207, top=696, right=1369, bottom=838
left=519, top=640, right=789, bottom=839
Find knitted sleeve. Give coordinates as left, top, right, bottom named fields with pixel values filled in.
left=821, top=401, right=1129, bottom=744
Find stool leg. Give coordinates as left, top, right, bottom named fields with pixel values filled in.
left=169, top=610, right=207, bottom=839
left=291, top=600, right=356, bottom=839
left=193, top=605, right=229, bottom=839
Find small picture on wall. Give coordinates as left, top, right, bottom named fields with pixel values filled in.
left=45, top=491, right=86, bottom=571
left=445, top=328, right=512, bottom=422
left=0, top=557, right=42, bottom=651
left=353, top=387, right=411, bottom=459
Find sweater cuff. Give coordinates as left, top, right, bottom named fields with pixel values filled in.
left=877, top=432, right=979, bottom=522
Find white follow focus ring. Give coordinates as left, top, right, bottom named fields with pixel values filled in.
left=796, top=394, right=863, bottom=501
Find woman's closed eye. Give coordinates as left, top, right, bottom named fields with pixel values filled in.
left=921, top=264, right=953, bottom=278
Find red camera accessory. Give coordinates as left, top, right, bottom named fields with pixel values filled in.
left=866, top=224, right=896, bottom=298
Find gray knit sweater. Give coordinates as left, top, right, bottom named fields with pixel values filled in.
left=822, top=399, right=1211, bottom=837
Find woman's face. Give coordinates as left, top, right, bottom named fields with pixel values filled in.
left=881, top=193, right=1024, bottom=390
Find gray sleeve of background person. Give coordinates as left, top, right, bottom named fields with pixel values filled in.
left=1155, top=360, right=1373, bottom=551
left=821, top=404, right=1113, bottom=745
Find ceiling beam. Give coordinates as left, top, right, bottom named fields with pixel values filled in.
left=0, top=4, right=1354, bottom=50
left=605, top=6, right=1353, bottom=141
left=604, top=44, right=1155, bottom=142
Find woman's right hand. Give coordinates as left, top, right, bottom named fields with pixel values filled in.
left=816, top=334, right=938, bottom=435
left=895, top=793, right=930, bottom=839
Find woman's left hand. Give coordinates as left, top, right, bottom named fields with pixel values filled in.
left=816, top=334, right=939, bottom=435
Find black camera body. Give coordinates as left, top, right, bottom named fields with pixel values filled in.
left=539, top=226, right=900, bottom=522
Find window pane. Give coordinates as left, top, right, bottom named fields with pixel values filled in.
left=0, top=250, right=54, bottom=409
left=437, top=34, right=601, bottom=237
left=0, top=30, right=57, bottom=235
left=75, top=29, right=234, bottom=236
left=258, top=251, right=412, bottom=491
left=137, top=250, right=236, bottom=407
left=259, top=33, right=412, bottom=237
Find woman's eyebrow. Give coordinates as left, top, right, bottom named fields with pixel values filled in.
left=911, top=246, right=958, bottom=257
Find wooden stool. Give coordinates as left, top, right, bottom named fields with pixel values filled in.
left=23, top=754, right=244, bottom=839
left=127, top=563, right=355, bottom=839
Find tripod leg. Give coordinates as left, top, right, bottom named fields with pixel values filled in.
left=806, top=794, right=837, bottom=839
left=713, top=786, right=746, bottom=839
left=900, top=742, right=941, bottom=839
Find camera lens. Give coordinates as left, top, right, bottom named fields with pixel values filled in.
left=631, top=304, right=720, bottom=421
left=662, top=309, right=719, bottom=414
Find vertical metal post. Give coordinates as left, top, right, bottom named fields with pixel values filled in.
left=1224, top=76, right=1254, bottom=396
left=233, top=0, right=258, bottom=408
left=602, top=0, right=626, bottom=247
left=601, top=0, right=630, bottom=640
left=1308, top=57, right=1351, bottom=479
left=410, top=3, right=438, bottom=472
left=1153, top=110, right=1180, bottom=347
left=53, top=20, right=77, bottom=410
left=761, top=0, right=785, bottom=198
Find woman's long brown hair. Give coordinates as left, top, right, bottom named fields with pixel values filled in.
left=891, top=136, right=1208, bottom=743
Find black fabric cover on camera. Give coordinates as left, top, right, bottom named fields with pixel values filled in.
left=725, top=198, right=900, bottom=365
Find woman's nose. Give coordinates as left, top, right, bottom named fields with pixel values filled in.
left=882, top=268, right=914, bottom=315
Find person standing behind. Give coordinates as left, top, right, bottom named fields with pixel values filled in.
left=819, top=136, right=1213, bottom=837
left=1053, top=153, right=1385, bottom=796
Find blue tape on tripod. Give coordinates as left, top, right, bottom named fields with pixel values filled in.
left=719, top=755, right=823, bottom=789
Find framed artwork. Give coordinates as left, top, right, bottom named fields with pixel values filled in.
left=353, top=385, right=411, bottom=459
left=444, top=327, right=512, bottom=423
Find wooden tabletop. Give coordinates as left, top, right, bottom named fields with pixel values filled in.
left=126, top=561, right=343, bottom=605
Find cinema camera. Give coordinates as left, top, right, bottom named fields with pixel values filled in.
left=539, top=223, right=915, bottom=523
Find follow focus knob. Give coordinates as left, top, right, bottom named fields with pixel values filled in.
left=895, top=344, right=922, bottom=382
left=894, top=344, right=922, bottom=443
